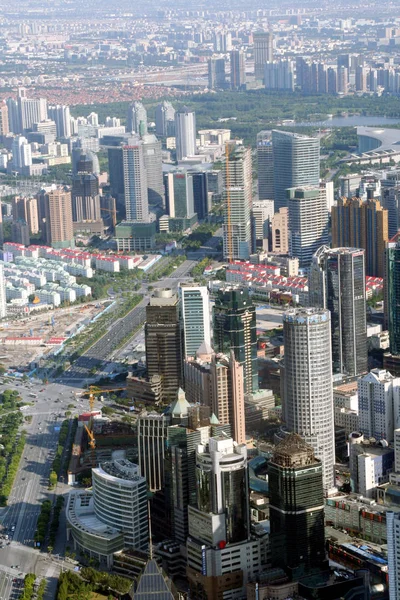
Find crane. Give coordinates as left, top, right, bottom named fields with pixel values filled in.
left=84, top=424, right=96, bottom=468
left=83, top=386, right=127, bottom=467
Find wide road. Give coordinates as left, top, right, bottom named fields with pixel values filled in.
left=0, top=379, right=96, bottom=600
left=63, top=297, right=149, bottom=381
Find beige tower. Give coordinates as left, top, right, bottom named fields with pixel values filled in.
left=44, top=188, right=74, bottom=248
left=271, top=207, right=289, bottom=253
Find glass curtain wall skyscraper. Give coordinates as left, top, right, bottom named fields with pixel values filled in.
left=309, top=246, right=367, bottom=377
left=272, top=130, right=320, bottom=211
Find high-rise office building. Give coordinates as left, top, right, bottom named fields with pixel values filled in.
left=358, top=369, right=400, bottom=442
left=309, top=246, right=367, bottom=377
left=187, top=437, right=267, bottom=599
left=141, top=134, right=165, bottom=209
left=6, top=98, right=20, bottom=134
left=213, top=286, right=258, bottom=395
left=164, top=170, right=196, bottom=228
left=269, top=433, right=325, bottom=577
left=137, top=411, right=170, bottom=492
left=91, top=456, right=148, bottom=550
left=252, top=200, right=274, bottom=249
left=271, top=207, right=289, bottom=254
left=12, top=136, right=32, bottom=171
left=230, top=50, right=246, bottom=90
left=0, top=103, right=9, bottom=139
left=48, top=105, right=71, bottom=138
left=282, top=308, right=335, bottom=492
left=43, top=187, right=74, bottom=249
left=0, top=264, right=6, bottom=319
left=145, top=289, right=182, bottom=403
left=127, top=101, right=147, bottom=136
left=386, top=235, right=400, bottom=358
left=257, top=130, right=274, bottom=201
left=155, top=100, right=175, bottom=138
left=179, top=284, right=211, bottom=358
left=122, top=145, right=149, bottom=222
left=222, top=145, right=252, bottom=260
left=272, top=130, right=320, bottom=212
left=71, top=169, right=101, bottom=225
left=190, top=171, right=208, bottom=221
left=253, top=31, right=273, bottom=80
left=175, top=107, right=197, bottom=161
left=208, top=57, right=226, bottom=90
left=287, top=185, right=329, bottom=268
left=165, top=407, right=231, bottom=544
left=184, top=346, right=245, bottom=445
left=17, top=90, right=47, bottom=132
left=332, top=196, right=389, bottom=277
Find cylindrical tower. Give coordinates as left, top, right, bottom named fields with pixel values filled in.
left=283, top=307, right=335, bottom=493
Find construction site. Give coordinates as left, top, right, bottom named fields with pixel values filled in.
left=0, top=301, right=108, bottom=370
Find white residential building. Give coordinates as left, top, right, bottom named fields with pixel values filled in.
left=358, top=369, right=400, bottom=442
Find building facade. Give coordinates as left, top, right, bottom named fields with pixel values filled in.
left=287, top=185, right=329, bottom=268
left=222, top=145, right=252, bottom=261
left=282, top=308, right=335, bottom=492
left=213, top=286, right=258, bottom=395
left=309, top=246, right=367, bottom=377
left=179, top=284, right=211, bottom=358
left=272, top=130, right=320, bottom=212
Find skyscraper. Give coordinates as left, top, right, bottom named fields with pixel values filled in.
left=208, top=57, right=226, bottom=90
left=91, top=456, right=148, bottom=550
left=184, top=345, right=245, bottom=445
left=164, top=170, right=196, bottom=227
left=213, top=286, right=258, bottom=395
left=137, top=411, right=170, bottom=492
left=272, top=130, right=320, bottom=211
left=17, top=91, right=47, bottom=131
left=271, top=207, right=289, bottom=253
left=386, top=235, right=400, bottom=357
left=309, top=246, right=367, bottom=377
left=179, top=284, right=211, bottom=358
left=127, top=101, right=148, bottom=135
left=269, top=434, right=325, bottom=577
left=253, top=31, right=274, bottom=80
left=48, top=104, right=71, bottom=138
left=12, top=196, right=39, bottom=235
left=0, top=102, right=9, bottom=139
left=190, top=171, right=209, bottom=221
left=287, top=185, right=329, bottom=268
left=358, top=369, right=400, bottom=442
left=43, top=187, right=74, bottom=249
left=155, top=101, right=175, bottom=137
left=252, top=200, right=274, bottom=249
left=222, top=145, right=252, bottom=260
left=175, top=107, right=197, bottom=161
left=12, top=136, right=32, bottom=172
left=230, top=50, right=246, bottom=90
left=332, top=196, right=389, bottom=277
left=71, top=168, right=101, bottom=228
left=141, top=134, right=165, bottom=209
left=257, top=130, right=274, bottom=201
left=282, top=308, right=335, bottom=492
left=187, top=437, right=267, bottom=599
left=122, top=145, right=149, bottom=222
left=145, top=289, right=183, bottom=404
